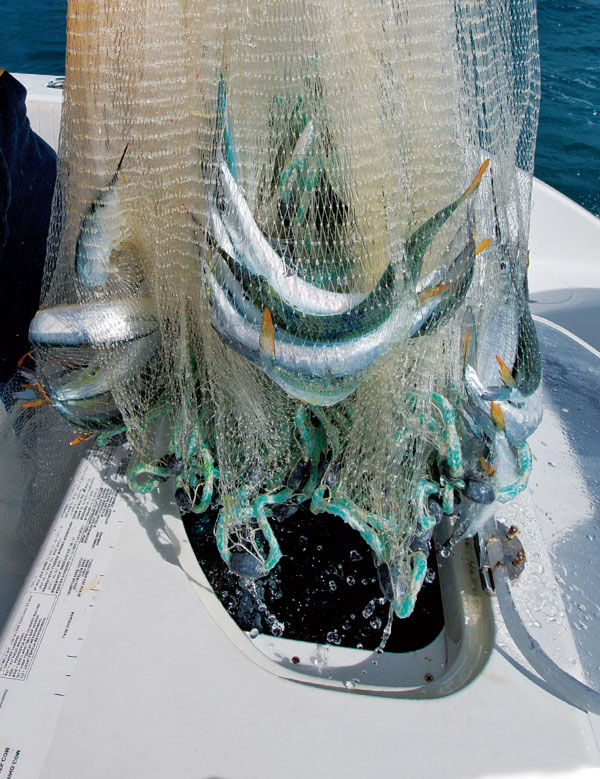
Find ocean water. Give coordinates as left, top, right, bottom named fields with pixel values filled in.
left=0, top=0, right=598, bottom=216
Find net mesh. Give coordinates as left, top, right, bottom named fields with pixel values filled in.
left=24, top=0, right=540, bottom=617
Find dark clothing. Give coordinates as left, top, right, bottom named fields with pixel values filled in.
left=0, top=71, right=57, bottom=381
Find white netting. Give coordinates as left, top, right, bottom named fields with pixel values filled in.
left=23, top=0, right=540, bottom=616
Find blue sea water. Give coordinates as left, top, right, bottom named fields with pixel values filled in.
left=0, top=0, right=598, bottom=216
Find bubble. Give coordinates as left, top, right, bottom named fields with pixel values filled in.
left=362, top=599, right=376, bottom=619
left=249, top=628, right=259, bottom=638
left=329, top=580, right=337, bottom=591
left=370, top=616, right=382, bottom=630
left=326, top=630, right=341, bottom=645
left=271, top=620, right=285, bottom=637
left=350, top=550, right=363, bottom=562
left=346, top=576, right=355, bottom=586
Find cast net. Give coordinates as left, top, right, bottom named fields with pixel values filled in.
left=24, top=0, right=540, bottom=617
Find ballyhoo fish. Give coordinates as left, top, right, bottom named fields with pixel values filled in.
left=211, top=156, right=489, bottom=322
left=51, top=392, right=125, bottom=432
left=75, top=144, right=129, bottom=287
left=210, top=207, right=479, bottom=344
left=47, top=332, right=161, bottom=403
left=207, top=269, right=414, bottom=379
left=207, top=255, right=472, bottom=403
left=405, top=159, right=490, bottom=281
left=210, top=204, right=401, bottom=339
left=277, top=119, right=321, bottom=226
left=29, top=298, right=158, bottom=347
left=213, top=155, right=367, bottom=316
left=462, top=299, right=542, bottom=447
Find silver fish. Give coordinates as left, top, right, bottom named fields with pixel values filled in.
left=29, top=297, right=157, bottom=347
left=48, top=332, right=160, bottom=402
left=207, top=270, right=414, bottom=379
left=214, top=155, right=368, bottom=316
left=463, top=297, right=542, bottom=446
left=75, top=144, right=129, bottom=287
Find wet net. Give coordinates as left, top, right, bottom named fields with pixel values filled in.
left=24, top=0, right=540, bottom=617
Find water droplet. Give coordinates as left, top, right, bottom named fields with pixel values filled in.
left=249, top=628, right=259, bottom=638
left=356, top=643, right=364, bottom=650
left=362, top=599, right=376, bottom=619
left=344, top=678, right=360, bottom=690
left=350, top=550, right=363, bottom=562
left=346, top=576, right=355, bottom=586
left=271, top=620, right=285, bottom=637
left=329, top=580, right=337, bottom=591
left=326, top=630, right=341, bottom=645
left=548, top=461, right=556, bottom=468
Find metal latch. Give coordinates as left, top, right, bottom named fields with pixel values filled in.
left=475, top=522, right=526, bottom=594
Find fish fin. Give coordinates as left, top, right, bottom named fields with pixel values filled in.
left=480, top=456, right=496, bottom=477
left=475, top=238, right=491, bottom=255
left=259, top=307, right=276, bottom=360
left=70, top=432, right=95, bottom=446
left=417, top=282, right=450, bottom=304
left=496, top=355, right=517, bottom=388
left=490, top=400, right=505, bottom=430
left=17, top=350, right=33, bottom=367
left=461, top=159, right=490, bottom=201
left=22, top=399, right=49, bottom=408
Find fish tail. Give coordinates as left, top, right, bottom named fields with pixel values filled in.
left=461, top=159, right=490, bottom=202
left=496, top=356, right=517, bottom=389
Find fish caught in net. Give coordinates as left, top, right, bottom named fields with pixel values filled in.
left=22, top=0, right=541, bottom=619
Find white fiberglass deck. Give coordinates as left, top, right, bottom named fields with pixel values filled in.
left=0, top=75, right=599, bottom=779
